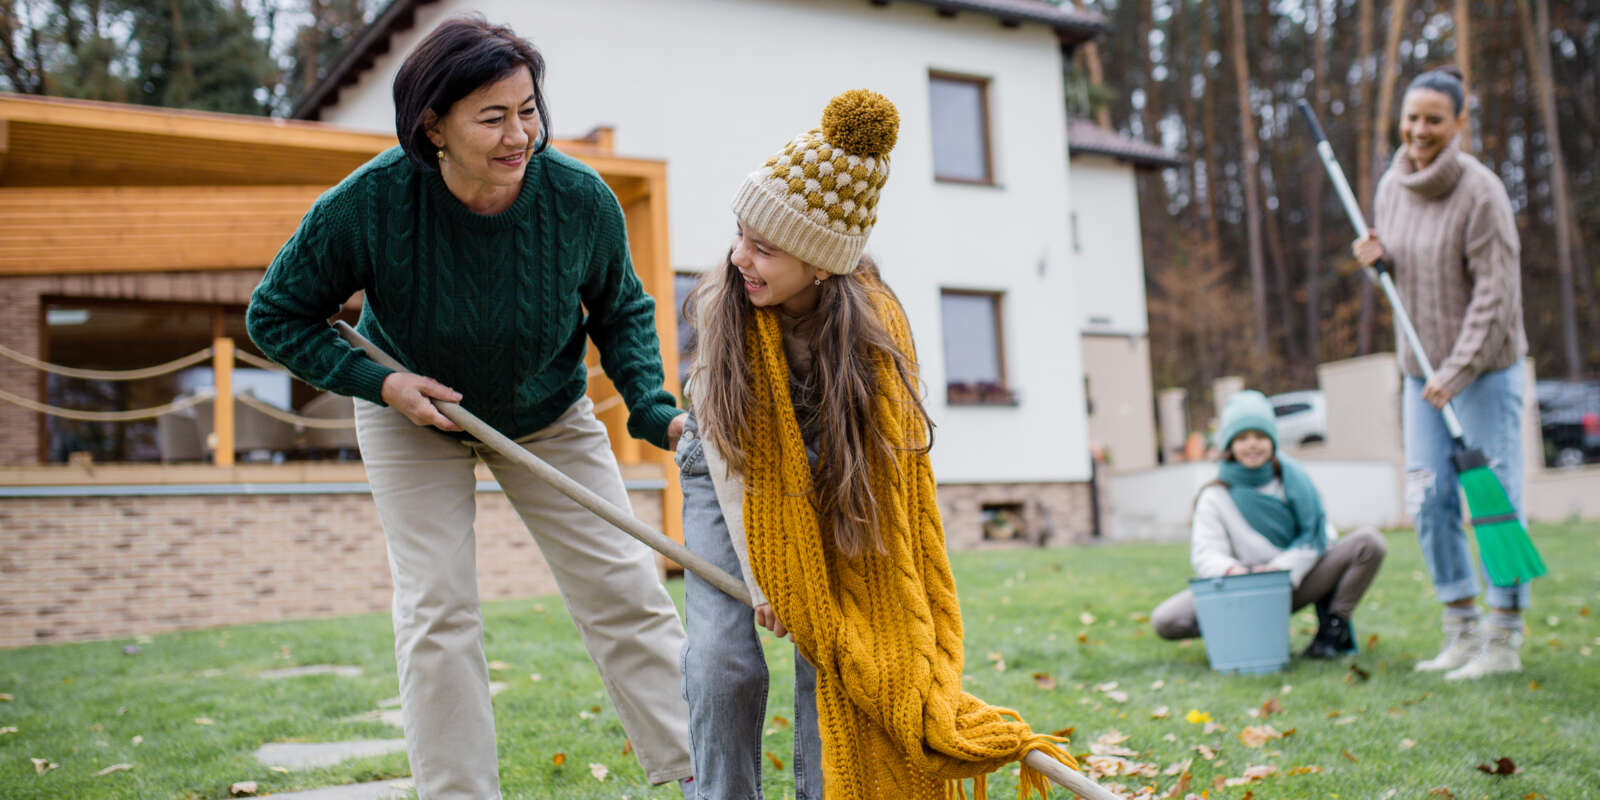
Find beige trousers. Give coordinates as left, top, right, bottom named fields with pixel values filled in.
left=355, top=396, right=692, bottom=799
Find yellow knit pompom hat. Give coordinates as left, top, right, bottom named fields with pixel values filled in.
left=730, top=89, right=899, bottom=275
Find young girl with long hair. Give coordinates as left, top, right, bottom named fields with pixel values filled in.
left=674, top=89, right=1074, bottom=800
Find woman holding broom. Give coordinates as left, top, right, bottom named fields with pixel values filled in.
left=1352, top=66, right=1530, bottom=680
left=247, top=18, right=695, bottom=798
left=674, top=88, right=1076, bottom=799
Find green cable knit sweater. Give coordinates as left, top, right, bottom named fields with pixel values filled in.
left=246, top=146, right=679, bottom=448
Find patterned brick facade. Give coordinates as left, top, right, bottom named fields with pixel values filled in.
left=934, top=481, right=1098, bottom=549
left=0, top=488, right=661, bottom=649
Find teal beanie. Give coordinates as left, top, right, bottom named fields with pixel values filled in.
left=1219, top=390, right=1278, bottom=453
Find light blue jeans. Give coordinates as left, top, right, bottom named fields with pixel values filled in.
left=676, top=415, right=823, bottom=799
left=1403, top=363, right=1531, bottom=609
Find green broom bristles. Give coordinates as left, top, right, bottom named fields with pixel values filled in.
left=1454, top=451, right=1547, bottom=588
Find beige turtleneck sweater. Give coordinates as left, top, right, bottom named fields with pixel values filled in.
left=1373, top=139, right=1527, bottom=396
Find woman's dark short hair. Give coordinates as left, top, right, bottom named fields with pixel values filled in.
left=1406, top=66, right=1465, bottom=116
left=393, top=17, right=551, bottom=172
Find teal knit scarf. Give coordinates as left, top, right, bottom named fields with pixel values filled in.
left=1218, top=455, right=1327, bottom=553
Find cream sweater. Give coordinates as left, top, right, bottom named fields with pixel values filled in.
left=1191, top=482, right=1340, bottom=588
left=1373, top=139, right=1527, bottom=396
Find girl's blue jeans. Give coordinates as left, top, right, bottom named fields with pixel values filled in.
left=676, top=414, right=823, bottom=799
left=1403, top=362, right=1531, bottom=610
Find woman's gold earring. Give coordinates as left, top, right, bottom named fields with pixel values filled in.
left=813, top=277, right=823, bottom=286
left=436, top=148, right=446, bottom=163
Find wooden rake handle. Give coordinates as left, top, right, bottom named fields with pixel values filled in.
left=332, top=320, right=1120, bottom=800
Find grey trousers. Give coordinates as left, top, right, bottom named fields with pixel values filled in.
left=1151, top=527, right=1388, bottom=640
left=356, top=396, right=692, bottom=799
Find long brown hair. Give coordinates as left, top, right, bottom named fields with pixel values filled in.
left=684, top=252, right=933, bottom=557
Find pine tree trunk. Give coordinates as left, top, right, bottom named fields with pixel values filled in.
left=1074, top=0, right=1113, bottom=129
left=1304, top=0, right=1330, bottom=363
left=1228, top=0, right=1271, bottom=359
left=1454, top=0, right=1474, bottom=153
left=1201, top=2, right=1222, bottom=246
left=1517, top=0, right=1583, bottom=379
left=1355, top=0, right=1378, bottom=355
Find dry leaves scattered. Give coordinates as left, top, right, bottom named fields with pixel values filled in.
left=95, top=763, right=134, bottom=776
left=1184, top=709, right=1211, bottom=724
left=1223, top=764, right=1278, bottom=786
left=1150, top=706, right=1170, bottom=720
left=1476, top=757, right=1520, bottom=775
left=1238, top=725, right=1284, bottom=748
left=1033, top=672, right=1058, bottom=690
left=229, top=781, right=258, bottom=796
left=31, top=757, right=58, bottom=775
left=587, top=762, right=608, bottom=782
left=552, top=752, right=567, bottom=766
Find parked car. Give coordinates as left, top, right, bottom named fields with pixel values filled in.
left=1268, top=390, right=1328, bottom=446
left=1535, top=380, right=1600, bottom=468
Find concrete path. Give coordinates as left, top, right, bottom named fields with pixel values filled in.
left=254, top=739, right=407, bottom=770
left=262, top=778, right=414, bottom=799
left=259, top=665, right=365, bottom=679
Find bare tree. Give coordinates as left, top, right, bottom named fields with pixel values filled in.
left=1517, top=0, right=1582, bottom=379
left=1227, top=0, right=1270, bottom=358
left=1454, top=0, right=1473, bottom=153
left=1354, top=0, right=1378, bottom=354
left=1304, top=0, right=1330, bottom=362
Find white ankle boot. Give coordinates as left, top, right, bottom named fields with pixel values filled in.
left=1415, top=612, right=1481, bottom=672
left=1445, top=619, right=1523, bottom=680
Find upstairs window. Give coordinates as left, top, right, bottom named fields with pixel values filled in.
left=929, top=73, right=994, bottom=185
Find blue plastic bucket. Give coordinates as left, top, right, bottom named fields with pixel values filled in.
left=1188, top=570, right=1292, bottom=674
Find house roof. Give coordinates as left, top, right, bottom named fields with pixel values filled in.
left=290, top=0, right=1109, bottom=120
left=1067, top=119, right=1184, bottom=169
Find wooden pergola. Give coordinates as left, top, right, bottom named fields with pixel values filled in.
left=0, top=93, right=681, bottom=541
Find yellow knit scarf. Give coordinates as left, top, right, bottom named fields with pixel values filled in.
left=741, top=297, right=1077, bottom=800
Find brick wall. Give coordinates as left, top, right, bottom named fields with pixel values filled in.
left=0, top=270, right=266, bottom=466
left=0, top=488, right=661, bottom=649
left=935, top=481, right=1098, bottom=549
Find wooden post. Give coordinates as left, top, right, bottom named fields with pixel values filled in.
left=212, top=337, right=234, bottom=467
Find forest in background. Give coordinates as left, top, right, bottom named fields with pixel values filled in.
left=1066, top=0, right=1598, bottom=424
left=3, top=0, right=1596, bottom=426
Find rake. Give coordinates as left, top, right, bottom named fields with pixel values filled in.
left=332, top=320, right=1120, bottom=800
left=1296, top=100, right=1546, bottom=590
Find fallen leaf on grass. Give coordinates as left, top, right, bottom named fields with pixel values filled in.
left=1286, top=765, right=1324, bottom=776
left=0, top=693, right=12, bottom=701
left=578, top=710, right=595, bottom=720
left=986, top=651, right=1007, bottom=672
left=487, top=660, right=511, bottom=671
left=1524, top=792, right=1547, bottom=799
left=552, top=752, right=567, bottom=766
left=1366, top=633, right=1379, bottom=651
left=1399, top=738, right=1416, bottom=750
left=1184, top=709, right=1211, bottom=724
left=1341, top=749, right=1358, bottom=762
left=1476, top=757, right=1520, bottom=775
left=1095, top=681, right=1120, bottom=692
left=1345, top=664, right=1371, bottom=683
left=229, top=781, right=258, bottom=796
left=771, top=715, right=791, bottom=729
left=31, top=758, right=58, bottom=775
left=0, top=727, right=16, bottom=735
left=1257, top=697, right=1282, bottom=718
left=1150, top=680, right=1165, bottom=690
left=270, top=766, right=289, bottom=774
left=193, top=718, right=215, bottom=726
left=95, top=763, right=133, bottom=776
left=1194, top=744, right=1217, bottom=761
left=1151, top=706, right=1170, bottom=720
left=131, top=735, right=142, bottom=745
left=621, top=740, right=633, bottom=757
left=1033, top=672, right=1057, bottom=690
left=1223, top=765, right=1278, bottom=786
left=1091, top=730, right=1137, bottom=757
left=1162, top=770, right=1192, bottom=798
left=765, top=751, right=784, bottom=770
left=1203, top=721, right=1225, bottom=734
left=1162, top=759, right=1192, bottom=776
left=1427, top=788, right=1454, bottom=798
left=1528, top=681, right=1541, bottom=691
left=1080, top=612, right=1097, bottom=625
left=1162, top=733, right=1177, bottom=743
left=1240, top=792, right=1254, bottom=800
left=588, top=762, right=608, bottom=782
left=1076, top=631, right=1090, bottom=644
left=1238, top=725, right=1283, bottom=748
left=1051, top=726, right=1076, bottom=739
left=529, top=673, right=542, bottom=682
left=1105, top=690, right=1129, bottom=703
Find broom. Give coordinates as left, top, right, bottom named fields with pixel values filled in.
left=1296, top=100, right=1546, bottom=589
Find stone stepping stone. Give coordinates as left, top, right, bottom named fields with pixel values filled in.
left=343, top=709, right=405, bottom=729
left=259, top=665, right=364, bottom=679
left=259, top=778, right=414, bottom=800
left=255, top=739, right=407, bottom=770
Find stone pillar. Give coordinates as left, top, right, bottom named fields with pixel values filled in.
left=1316, top=353, right=1404, bottom=464
left=1521, top=359, right=1544, bottom=475
left=1212, top=375, right=1246, bottom=419
left=1157, top=387, right=1188, bottom=460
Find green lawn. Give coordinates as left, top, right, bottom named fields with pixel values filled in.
left=1, top=521, right=1595, bottom=799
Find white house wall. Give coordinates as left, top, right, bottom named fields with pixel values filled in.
left=1067, top=155, right=1149, bottom=336
left=320, top=0, right=1090, bottom=483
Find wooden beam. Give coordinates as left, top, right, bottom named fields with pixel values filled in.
left=212, top=337, right=235, bottom=468
left=0, top=185, right=325, bottom=275
left=0, top=119, right=8, bottom=178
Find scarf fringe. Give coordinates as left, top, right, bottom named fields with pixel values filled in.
left=942, top=740, right=1082, bottom=800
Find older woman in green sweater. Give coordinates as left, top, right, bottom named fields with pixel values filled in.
left=1352, top=66, right=1529, bottom=681
left=247, top=19, right=692, bottom=799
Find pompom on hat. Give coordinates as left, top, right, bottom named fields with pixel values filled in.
left=730, top=89, right=899, bottom=275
